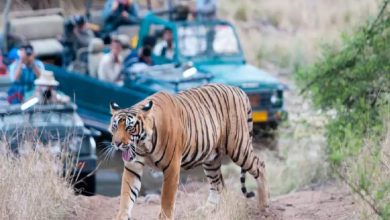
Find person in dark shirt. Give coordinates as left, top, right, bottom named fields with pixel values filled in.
left=124, top=36, right=156, bottom=68
left=73, top=15, right=94, bottom=50
left=102, top=0, right=140, bottom=33
left=128, top=46, right=153, bottom=73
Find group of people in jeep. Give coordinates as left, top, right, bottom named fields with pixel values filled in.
left=1, top=0, right=218, bottom=105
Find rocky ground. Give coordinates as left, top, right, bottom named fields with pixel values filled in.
left=72, top=181, right=358, bottom=220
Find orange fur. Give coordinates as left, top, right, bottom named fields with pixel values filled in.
left=110, top=84, right=268, bottom=220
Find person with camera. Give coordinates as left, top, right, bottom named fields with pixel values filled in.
left=7, top=44, right=44, bottom=104
left=73, top=15, right=95, bottom=50
left=102, top=0, right=139, bottom=34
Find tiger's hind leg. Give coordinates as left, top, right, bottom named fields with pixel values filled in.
left=203, top=157, right=224, bottom=205
left=230, top=145, right=269, bottom=210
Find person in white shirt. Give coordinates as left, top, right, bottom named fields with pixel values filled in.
left=153, top=28, right=174, bottom=61
left=98, top=38, right=123, bottom=84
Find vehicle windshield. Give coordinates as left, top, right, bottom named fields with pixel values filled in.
left=177, top=23, right=241, bottom=59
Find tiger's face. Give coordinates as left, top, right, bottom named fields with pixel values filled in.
left=109, top=101, right=153, bottom=162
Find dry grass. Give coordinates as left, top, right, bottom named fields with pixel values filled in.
left=219, top=0, right=380, bottom=71
left=0, top=142, right=76, bottom=220
left=176, top=181, right=250, bottom=220
left=221, top=92, right=329, bottom=196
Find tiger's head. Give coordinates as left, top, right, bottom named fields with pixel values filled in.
left=109, top=100, right=154, bottom=162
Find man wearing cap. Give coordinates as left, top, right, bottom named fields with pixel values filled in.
left=7, top=44, right=44, bottom=104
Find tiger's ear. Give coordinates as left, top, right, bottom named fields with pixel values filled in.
left=110, top=101, right=121, bottom=114
left=142, top=100, right=153, bottom=112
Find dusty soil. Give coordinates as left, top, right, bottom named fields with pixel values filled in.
left=71, top=181, right=358, bottom=220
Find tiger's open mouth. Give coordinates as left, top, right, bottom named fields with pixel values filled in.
left=122, top=148, right=134, bottom=161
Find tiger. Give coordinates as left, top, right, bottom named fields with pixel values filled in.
left=109, top=83, right=269, bottom=220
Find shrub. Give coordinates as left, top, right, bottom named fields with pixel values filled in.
left=296, top=0, right=390, bottom=218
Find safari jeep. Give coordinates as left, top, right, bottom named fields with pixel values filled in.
left=127, top=13, right=287, bottom=131
left=0, top=102, right=98, bottom=195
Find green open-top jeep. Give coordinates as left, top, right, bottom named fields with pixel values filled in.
left=128, top=13, right=287, bottom=129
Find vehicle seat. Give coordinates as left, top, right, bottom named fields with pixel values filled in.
left=88, top=38, right=104, bottom=78
left=9, top=14, right=64, bottom=57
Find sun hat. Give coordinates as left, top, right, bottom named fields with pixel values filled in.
left=34, top=70, right=59, bottom=86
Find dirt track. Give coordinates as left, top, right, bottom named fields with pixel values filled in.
left=72, top=181, right=358, bottom=220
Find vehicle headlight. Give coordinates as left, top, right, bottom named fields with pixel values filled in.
left=270, top=90, right=283, bottom=106
left=270, top=92, right=278, bottom=104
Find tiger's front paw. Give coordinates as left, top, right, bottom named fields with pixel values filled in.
left=114, top=211, right=130, bottom=220
left=158, top=210, right=173, bottom=220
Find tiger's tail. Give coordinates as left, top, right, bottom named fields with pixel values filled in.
left=240, top=92, right=256, bottom=198
left=240, top=169, right=255, bottom=198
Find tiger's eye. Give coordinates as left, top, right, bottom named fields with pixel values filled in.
left=127, top=126, right=136, bottom=133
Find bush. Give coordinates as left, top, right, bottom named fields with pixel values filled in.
left=296, top=0, right=390, bottom=218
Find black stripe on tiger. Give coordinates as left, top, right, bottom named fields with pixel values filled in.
left=125, top=167, right=141, bottom=181
left=240, top=169, right=255, bottom=198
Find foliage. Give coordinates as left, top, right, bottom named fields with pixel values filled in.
left=296, top=0, right=390, bottom=218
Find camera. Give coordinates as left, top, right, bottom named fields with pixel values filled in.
left=21, top=44, right=34, bottom=57
left=25, top=47, right=33, bottom=56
